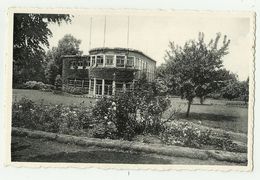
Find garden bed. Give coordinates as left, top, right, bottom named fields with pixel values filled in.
left=12, top=127, right=247, bottom=164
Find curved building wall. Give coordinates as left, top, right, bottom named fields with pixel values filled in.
left=62, top=48, right=156, bottom=97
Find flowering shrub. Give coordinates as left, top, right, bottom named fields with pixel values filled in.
left=62, top=86, right=88, bottom=95
left=160, top=121, right=240, bottom=151
left=12, top=97, right=92, bottom=136
left=92, top=77, right=171, bottom=140
left=21, top=81, right=55, bottom=91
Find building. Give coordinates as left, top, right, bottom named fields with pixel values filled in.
left=62, top=47, right=156, bottom=97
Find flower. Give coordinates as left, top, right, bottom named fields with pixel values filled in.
left=113, top=106, right=116, bottom=111
left=104, top=116, right=108, bottom=120
left=18, top=105, right=22, bottom=108
left=112, top=102, right=116, bottom=106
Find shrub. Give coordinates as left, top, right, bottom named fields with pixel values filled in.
left=22, top=81, right=55, bottom=91
left=92, top=78, right=171, bottom=140
left=160, top=121, right=240, bottom=152
left=12, top=98, right=92, bottom=136
left=62, top=86, right=88, bottom=95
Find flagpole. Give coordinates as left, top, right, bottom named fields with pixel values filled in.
left=103, top=16, right=106, bottom=47
left=89, top=17, right=92, bottom=50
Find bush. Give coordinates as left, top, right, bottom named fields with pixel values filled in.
left=92, top=78, right=171, bottom=140
left=22, top=81, right=55, bottom=91
left=63, top=86, right=88, bottom=95
left=160, top=121, right=240, bottom=152
left=12, top=97, right=92, bottom=136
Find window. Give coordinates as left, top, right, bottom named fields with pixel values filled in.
left=70, top=61, right=77, bottom=69
left=115, top=82, right=124, bottom=93
left=90, top=79, right=94, bottom=91
left=116, top=55, right=125, bottom=67
left=85, top=57, right=91, bottom=67
left=78, top=61, right=83, bottom=69
left=96, top=55, right=104, bottom=66
left=105, top=55, right=114, bottom=66
left=104, top=80, right=113, bottom=95
left=126, top=82, right=133, bottom=92
left=135, top=58, right=139, bottom=69
left=95, top=80, right=103, bottom=95
left=126, top=56, right=134, bottom=67
left=91, top=56, right=96, bottom=66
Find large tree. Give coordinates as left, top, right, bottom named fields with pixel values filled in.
left=164, top=32, right=230, bottom=117
left=13, top=13, right=71, bottom=86
left=45, top=34, right=82, bottom=84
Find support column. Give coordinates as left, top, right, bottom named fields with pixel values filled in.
left=112, top=80, right=116, bottom=95
left=123, top=83, right=126, bottom=93
left=90, top=56, right=92, bottom=67
left=102, top=79, right=105, bottom=96
left=88, top=79, right=91, bottom=95
left=93, top=78, right=96, bottom=97
left=113, top=55, right=116, bottom=67
left=103, top=55, right=105, bottom=67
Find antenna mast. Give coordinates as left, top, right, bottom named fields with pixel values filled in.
left=127, top=16, right=130, bottom=49
left=103, top=16, right=107, bottom=47
left=89, top=17, right=92, bottom=51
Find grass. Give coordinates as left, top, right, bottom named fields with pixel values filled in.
left=12, top=136, right=244, bottom=165
left=13, top=89, right=248, bottom=134
left=13, top=89, right=95, bottom=107
left=166, top=97, right=248, bottom=134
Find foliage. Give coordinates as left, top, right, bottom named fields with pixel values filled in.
left=12, top=97, right=92, bottom=136
left=221, top=77, right=249, bottom=103
left=160, top=121, right=241, bottom=152
left=162, top=32, right=230, bottom=116
left=13, top=13, right=71, bottom=86
left=54, top=75, right=62, bottom=90
left=62, top=86, right=89, bottom=95
left=23, top=81, right=55, bottom=91
left=92, top=77, right=171, bottom=140
left=45, top=34, right=83, bottom=84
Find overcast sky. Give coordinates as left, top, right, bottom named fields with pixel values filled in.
left=47, top=11, right=253, bottom=81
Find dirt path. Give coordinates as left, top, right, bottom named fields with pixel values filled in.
left=11, top=136, right=246, bottom=165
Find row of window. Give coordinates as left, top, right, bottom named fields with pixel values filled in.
left=69, top=54, right=152, bottom=71
left=67, top=78, right=134, bottom=95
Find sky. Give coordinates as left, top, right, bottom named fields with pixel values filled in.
left=47, top=11, right=253, bottom=81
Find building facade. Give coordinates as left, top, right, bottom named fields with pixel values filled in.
left=62, top=47, right=156, bottom=97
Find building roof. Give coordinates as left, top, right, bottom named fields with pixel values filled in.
left=89, top=47, right=156, bottom=63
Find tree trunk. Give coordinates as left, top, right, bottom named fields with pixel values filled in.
left=186, top=99, right=192, bottom=117
left=200, top=96, right=204, bottom=105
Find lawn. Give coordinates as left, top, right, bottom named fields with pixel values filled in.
left=13, top=89, right=95, bottom=107
left=13, top=89, right=248, bottom=134
left=166, top=97, right=248, bottom=134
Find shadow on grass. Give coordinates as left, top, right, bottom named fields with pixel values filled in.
left=178, top=112, right=237, bottom=122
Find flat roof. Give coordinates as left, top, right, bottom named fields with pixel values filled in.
left=89, top=47, right=156, bottom=63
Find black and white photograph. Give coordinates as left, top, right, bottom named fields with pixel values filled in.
left=7, top=9, right=254, bottom=170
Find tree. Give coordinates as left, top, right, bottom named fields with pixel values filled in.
left=164, top=32, right=230, bottom=117
left=240, top=77, right=249, bottom=104
left=13, top=13, right=71, bottom=86
left=221, top=77, right=249, bottom=103
left=45, top=34, right=82, bottom=84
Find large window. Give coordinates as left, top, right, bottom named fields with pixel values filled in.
left=78, top=61, right=83, bottom=69
left=95, top=80, right=103, bottom=95
left=91, top=56, right=96, bottom=66
left=116, top=55, right=125, bottom=67
left=126, top=56, right=134, bottom=68
left=70, top=61, right=77, bottom=69
left=115, top=82, right=124, bottom=93
left=105, top=55, right=114, bottom=66
left=85, top=57, right=91, bottom=67
left=104, top=80, right=113, bottom=95
left=96, top=55, right=104, bottom=66
left=135, top=58, right=139, bottom=69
